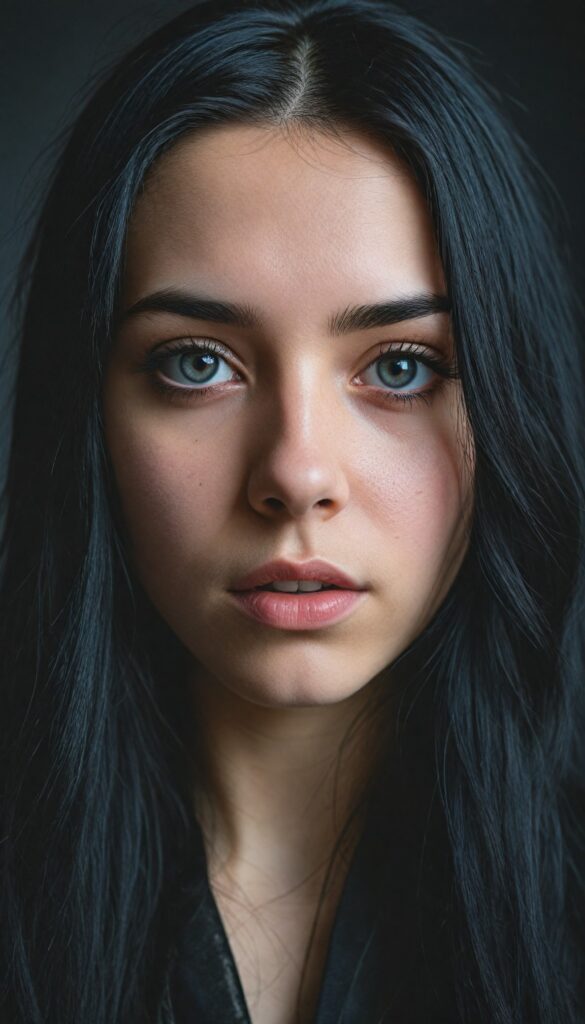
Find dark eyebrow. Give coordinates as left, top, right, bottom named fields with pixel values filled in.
left=329, top=293, right=451, bottom=334
left=117, top=288, right=451, bottom=335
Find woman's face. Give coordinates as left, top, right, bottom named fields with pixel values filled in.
left=103, top=124, right=473, bottom=708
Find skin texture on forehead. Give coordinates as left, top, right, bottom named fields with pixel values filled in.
left=125, top=122, right=447, bottom=334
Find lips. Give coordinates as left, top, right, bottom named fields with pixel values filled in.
left=230, top=557, right=365, bottom=592
left=229, top=587, right=367, bottom=630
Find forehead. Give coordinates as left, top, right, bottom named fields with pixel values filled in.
left=122, top=124, right=444, bottom=312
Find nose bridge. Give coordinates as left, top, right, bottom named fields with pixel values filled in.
left=269, top=353, right=327, bottom=446
left=246, top=349, right=349, bottom=519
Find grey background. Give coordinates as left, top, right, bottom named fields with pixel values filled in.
left=1, top=0, right=584, bottom=410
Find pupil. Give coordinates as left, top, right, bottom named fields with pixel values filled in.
left=180, top=352, right=217, bottom=383
left=379, top=356, right=416, bottom=388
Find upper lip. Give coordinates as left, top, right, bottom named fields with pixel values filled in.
left=230, top=558, right=366, bottom=592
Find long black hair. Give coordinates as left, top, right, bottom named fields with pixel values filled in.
left=2, top=1, right=584, bottom=1021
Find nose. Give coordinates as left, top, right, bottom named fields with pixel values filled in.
left=246, top=372, right=350, bottom=522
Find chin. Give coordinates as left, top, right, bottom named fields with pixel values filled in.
left=219, top=666, right=380, bottom=710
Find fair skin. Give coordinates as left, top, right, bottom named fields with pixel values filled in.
left=103, top=123, right=473, bottom=1023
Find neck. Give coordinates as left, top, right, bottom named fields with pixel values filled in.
left=188, top=669, right=390, bottom=902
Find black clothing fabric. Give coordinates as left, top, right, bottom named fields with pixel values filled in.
left=169, top=784, right=459, bottom=1023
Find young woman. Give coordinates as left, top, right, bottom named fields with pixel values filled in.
left=1, top=2, right=583, bottom=1022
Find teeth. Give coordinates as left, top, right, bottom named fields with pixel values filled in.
left=268, top=580, right=328, bottom=592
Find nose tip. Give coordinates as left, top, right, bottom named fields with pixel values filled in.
left=248, top=456, right=349, bottom=520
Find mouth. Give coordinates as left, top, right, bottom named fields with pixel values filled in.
left=230, top=557, right=365, bottom=593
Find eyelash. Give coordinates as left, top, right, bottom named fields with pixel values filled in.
left=135, top=337, right=459, bottom=408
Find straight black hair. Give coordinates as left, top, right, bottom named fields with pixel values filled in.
left=2, top=1, right=584, bottom=1021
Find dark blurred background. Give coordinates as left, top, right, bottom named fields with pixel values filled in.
left=1, top=0, right=584, bottom=395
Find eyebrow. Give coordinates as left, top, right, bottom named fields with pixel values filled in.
left=117, top=288, right=451, bottom=336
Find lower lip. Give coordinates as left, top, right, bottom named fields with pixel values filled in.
left=228, top=588, right=367, bottom=631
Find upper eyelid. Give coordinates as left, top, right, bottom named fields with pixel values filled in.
left=148, top=336, right=232, bottom=359
left=134, top=337, right=235, bottom=376
left=145, top=335, right=449, bottom=367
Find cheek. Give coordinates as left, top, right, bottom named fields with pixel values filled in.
left=364, top=420, right=471, bottom=624
left=105, top=415, right=237, bottom=591
left=374, top=438, right=463, bottom=548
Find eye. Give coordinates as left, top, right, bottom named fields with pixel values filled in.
left=134, top=336, right=458, bottom=407
left=361, top=350, right=436, bottom=392
left=355, top=343, right=457, bottom=408
left=155, top=340, right=236, bottom=389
